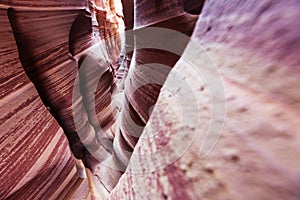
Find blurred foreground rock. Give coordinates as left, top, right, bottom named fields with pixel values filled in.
left=110, top=0, right=300, bottom=199
left=0, top=0, right=300, bottom=200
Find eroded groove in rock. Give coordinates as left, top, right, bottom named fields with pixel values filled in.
left=1, top=0, right=300, bottom=199
left=69, top=12, right=95, bottom=56
left=112, top=0, right=202, bottom=172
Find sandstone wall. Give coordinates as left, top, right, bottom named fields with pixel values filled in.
left=0, top=1, right=99, bottom=199
left=1, top=0, right=299, bottom=200
left=110, top=0, right=300, bottom=199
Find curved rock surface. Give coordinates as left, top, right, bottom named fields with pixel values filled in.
left=0, top=4, right=82, bottom=200
left=111, top=0, right=300, bottom=199
left=1, top=0, right=300, bottom=200
left=0, top=0, right=119, bottom=199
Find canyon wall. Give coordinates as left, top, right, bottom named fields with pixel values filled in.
left=1, top=0, right=300, bottom=200
left=110, top=0, right=300, bottom=199
left=0, top=1, right=108, bottom=199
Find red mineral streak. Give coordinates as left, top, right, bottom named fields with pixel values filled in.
left=1, top=0, right=119, bottom=199
left=1, top=0, right=300, bottom=199
left=164, top=164, right=192, bottom=200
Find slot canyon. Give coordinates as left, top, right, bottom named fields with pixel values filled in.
left=0, top=0, right=300, bottom=199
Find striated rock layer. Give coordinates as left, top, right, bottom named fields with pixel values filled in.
left=1, top=0, right=300, bottom=199
left=0, top=0, right=122, bottom=199
left=0, top=3, right=82, bottom=200
left=112, top=0, right=200, bottom=172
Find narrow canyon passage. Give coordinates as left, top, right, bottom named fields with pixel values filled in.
left=0, top=0, right=300, bottom=200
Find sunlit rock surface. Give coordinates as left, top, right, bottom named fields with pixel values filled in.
left=1, top=0, right=300, bottom=200
left=111, top=0, right=300, bottom=199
